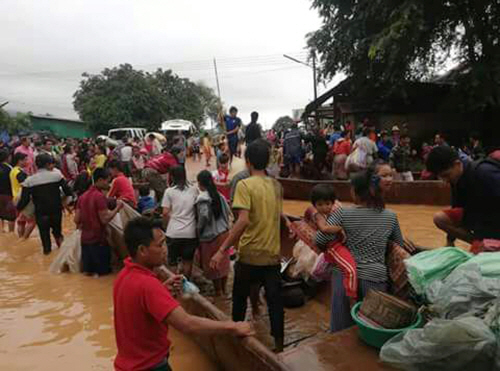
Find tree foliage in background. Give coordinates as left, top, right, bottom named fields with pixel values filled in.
left=0, top=109, right=32, bottom=134
left=73, top=64, right=220, bottom=134
left=307, top=0, right=500, bottom=110
left=273, top=116, right=295, bottom=133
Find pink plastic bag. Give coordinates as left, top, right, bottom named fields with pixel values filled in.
left=311, top=253, right=333, bottom=282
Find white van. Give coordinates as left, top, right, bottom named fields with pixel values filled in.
left=108, top=127, right=146, bottom=141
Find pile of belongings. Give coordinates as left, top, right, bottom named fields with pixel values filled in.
left=380, top=247, right=500, bottom=370
left=357, top=290, right=417, bottom=329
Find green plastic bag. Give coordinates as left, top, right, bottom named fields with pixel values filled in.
left=463, top=252, right=500, bottom=278
left=405, top=247, right=472, bottom=295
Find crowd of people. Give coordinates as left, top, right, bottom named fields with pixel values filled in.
left=0, top=107, right=498, bottom=371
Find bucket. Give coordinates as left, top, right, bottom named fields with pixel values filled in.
left=351, top=302, right=423, bottom=348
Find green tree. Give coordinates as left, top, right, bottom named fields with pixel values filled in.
left=273, top=116, right=295, bottom=133
left=73, top=64, right=219, bottom=134
left=307, top=0, right=500, bottom=110
left=0, top=109, right=32, bottom=134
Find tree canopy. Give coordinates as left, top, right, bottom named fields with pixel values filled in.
left=307, top=0, right=500, bottom=110
left=73, top=64, right=220, bottom=134
left=273, top=116, right=295, bottom=132
left=0, top=109, right=32, bottom=134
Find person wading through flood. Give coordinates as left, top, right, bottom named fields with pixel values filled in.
left=427, top=145, right=500, bottom=249
left=17, top=153, right=73, bottom=255
left=162, top=166, right=199, bottom=278
left=74, top=168, right=123, bottom=277
left=196, top=170, right=231, bottom=297
left=114, top=217, right=254, bottom=371
left=210, top=139, right=290, bottom=352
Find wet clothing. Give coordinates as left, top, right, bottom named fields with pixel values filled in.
left=0, top=163, right=12, bottom=196
left=77, top=185, right=108, bottom=246
left=18, top=168, right=72, bottom=217
left=114, top=258, right=180, bottom=371
left=232, top=262, right=284, bottom=339
left=10, top=165, right=28, bottom=200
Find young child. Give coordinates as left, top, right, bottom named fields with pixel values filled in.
left=137, top=185, right=157, bottom=215
left=310, top=184, right=358, bottom=301
left=202, top=133, right=212, bottom=167
left=212, top=153, right=230, bottom=201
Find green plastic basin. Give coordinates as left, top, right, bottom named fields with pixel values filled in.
left=351, top=302, right=423, bottom=348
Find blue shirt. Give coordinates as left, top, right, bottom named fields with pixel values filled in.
left=138, top=196, right=156, bottom=214
left=329, top=132, right=342, bottom=147
left=224, top=115, right=241, bottom=141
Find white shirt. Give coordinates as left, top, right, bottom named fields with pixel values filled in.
left=120, top=146, right=133, bottom=162
left=162, top=185, right=199, bottom=238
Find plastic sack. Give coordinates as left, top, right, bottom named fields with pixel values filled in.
left=49, top=230, right=82, bottom=274
left=290, top=240, right=318, bottom=279
left=425, top=263, right=500, bottom=319
left=462, top=252, right=500, bottom=278
left=311, top=253, right=333, bottom=282
left=405, top=247, right=472, bottom=295
left=380, top=316, right=498, bottom=371
left=182, top=276, right=200, bottom=296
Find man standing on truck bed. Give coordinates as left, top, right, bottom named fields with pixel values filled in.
left=220, top=106, right=242, bottom=165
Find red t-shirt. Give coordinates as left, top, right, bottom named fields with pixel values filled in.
left=145, top=153, right=178, bottom=174
left=114, top=258, right=180, bottom=371
left=77, top=186, right=108, bottom=245
left=108, top=173, right=137, bottom=207
left=212, top=169, right=230, bottom=201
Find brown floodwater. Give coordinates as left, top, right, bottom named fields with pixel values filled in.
left=0, top=156, right=459, bottom=370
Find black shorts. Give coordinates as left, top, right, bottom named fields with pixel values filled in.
left=167, top=237, right=198, bottom=264
left=82, top=244, right=111, bottom=275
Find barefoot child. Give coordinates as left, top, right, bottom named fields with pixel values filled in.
left=202, top=133, right=212, bottom=167
left=311, top=184, right=358, bottom=300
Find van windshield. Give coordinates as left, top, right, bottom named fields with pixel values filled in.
left=109, top=130, right=129, bottom=140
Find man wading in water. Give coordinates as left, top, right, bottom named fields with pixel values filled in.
left=114, top=217, right=254, bottom=371
left=211, top=140, right=288, bottom=352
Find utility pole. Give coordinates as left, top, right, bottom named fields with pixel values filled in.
left=312, top=53, right=317, bottom=101
left=213, top=58, right=223, bottom=130
left=283, top=54, right=317, bottom=101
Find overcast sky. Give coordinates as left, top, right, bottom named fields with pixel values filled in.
left=0, top=0, right=343, bottom=129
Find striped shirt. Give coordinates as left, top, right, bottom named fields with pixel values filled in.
left=317, top=206, right=404, bottom=282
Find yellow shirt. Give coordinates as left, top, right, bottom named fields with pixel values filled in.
left=10, top=166, right=26, bottom=200
left=92, top=154, right=107, bottom=170
left=232, top=176, right=282, bottom=265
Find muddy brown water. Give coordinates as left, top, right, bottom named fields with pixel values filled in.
left=0, top=157, right=457, bottom=370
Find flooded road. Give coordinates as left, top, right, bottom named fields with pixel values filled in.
left=0, top=156, right=455, bottom=370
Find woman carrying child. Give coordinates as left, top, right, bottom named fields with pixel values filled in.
left=196, top=170, right=231, bottom=296
left=317, top=164, right=404, bottom=332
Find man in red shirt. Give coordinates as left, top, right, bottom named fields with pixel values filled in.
left=108, top=160, right=137, bottom=207
left=115, top=217, right=254, bottom=371
left=74, top=168, right=123, bottom=276
left=142, top=151, right=179, bottom=202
